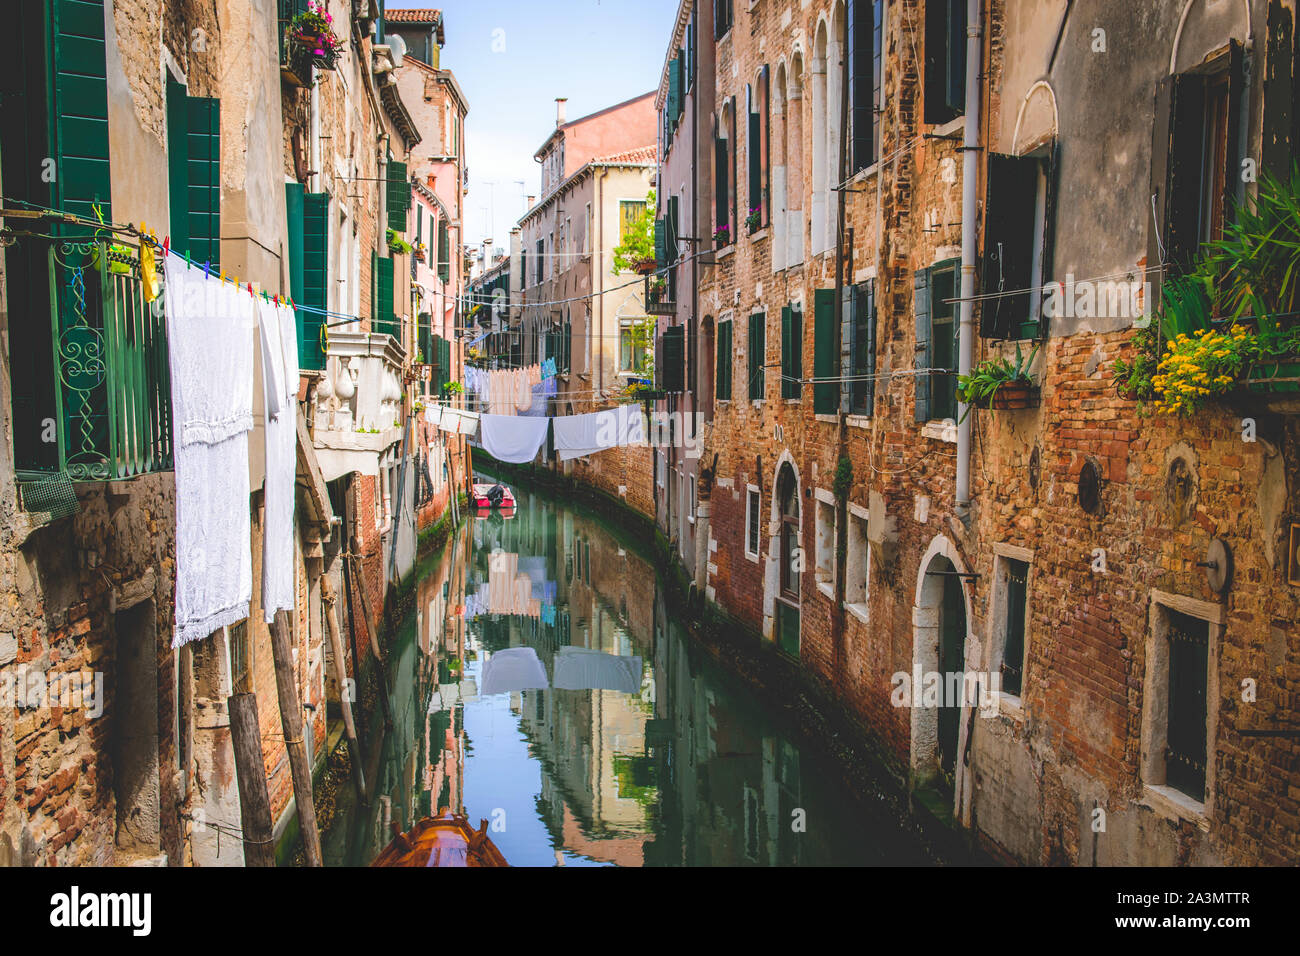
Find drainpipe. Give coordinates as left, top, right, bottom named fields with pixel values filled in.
left=955, top=0, right=984, bottom=516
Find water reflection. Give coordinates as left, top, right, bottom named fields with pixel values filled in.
left=325, top=483, right=932, bottom=866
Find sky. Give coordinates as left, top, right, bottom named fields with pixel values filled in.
left=388, top=0, right=677, bottom=254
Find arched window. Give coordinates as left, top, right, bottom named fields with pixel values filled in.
left=778, top=463, right=800, bottom=600
left=811, top=22, right=829, bottom=254
left=747, top=67, right=770, bottom=233
left=787, top=52, right=805, bottom=266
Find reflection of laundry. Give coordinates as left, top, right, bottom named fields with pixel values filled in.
left=480, top=647, right=548, bottom=696
left=485, top=552, right=542, bottom=616
left=552, top=647, right=642, bottom=694
left=428, top=679, right=479, bottom=713
left=540, top=604, right=556, bottom=626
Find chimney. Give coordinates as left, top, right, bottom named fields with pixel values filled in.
left=526, top=195, right=536, bottom=208
left=555, top=97, right=567, bottom=127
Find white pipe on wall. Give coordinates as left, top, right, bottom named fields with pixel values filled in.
left=956, top=0, right=984, bottom=513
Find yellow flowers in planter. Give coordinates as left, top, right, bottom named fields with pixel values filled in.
left=1151, top=327, right=1254, bottom=416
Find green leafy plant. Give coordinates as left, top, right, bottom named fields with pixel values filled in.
left=832, top=456, right=853, bottom=501
left=956, top=343, right=1040, bottom=420
left=612, top=189, right=656, bottom=275
left=386, top=229, right=412, bottom=255
left=445, top=381, right=463, bottom=394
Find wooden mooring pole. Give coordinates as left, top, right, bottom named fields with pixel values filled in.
left=268, top=609, right=323, bottom=866
left=228, top=692, right=276, bottom=867
left=322, top=575, right=367, bottom=801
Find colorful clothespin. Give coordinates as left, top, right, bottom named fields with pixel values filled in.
left=162, top=236, right=170, bottom=256
left=203, top=260, right=211, bottom=280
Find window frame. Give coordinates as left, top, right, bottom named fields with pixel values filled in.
left=745, top=485, right=761, bottom=561
left=845, top=503, right=870, bottom=622
left=813, top=489, right=836, bottom=600
left=987, top=545, right=1033, bottom=712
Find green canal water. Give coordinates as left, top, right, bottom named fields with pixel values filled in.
left=322, top=482, right=936, bottom=866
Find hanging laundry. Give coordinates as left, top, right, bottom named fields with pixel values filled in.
left=541, top=357, right=557, bottom=380
left=164, top=253, right=255, bottom=648
left=424, top=403, right=445, bottom=428
left=552, top=405, right=645, bottom=461
left=479, top=413, right=549, bottom=464
left=258, top=299, right=299, bottom=622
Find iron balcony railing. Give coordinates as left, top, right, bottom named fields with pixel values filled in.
left=28, top=236, right=173, bottom=482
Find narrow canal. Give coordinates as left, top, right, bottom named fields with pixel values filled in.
left=322, top=479, right=938, bottom=866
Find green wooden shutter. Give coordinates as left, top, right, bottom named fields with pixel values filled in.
left=667, top=57, right=681, bottom=134
left=166, top=79, right=189, bottom=257
left=50, top=0, right=112, bottom=226
left=864, top=283, right=877, bottom=414
left=376, top=256, right=396, bottom=338
left=914, top=269, right=932, bottom=422
left=780, top=305, right=803, bottom=400
left=386, top=159, right=409, bottom=222
left=748, top=312, right=764, bottom=400
left=661, top=325, right=685, bottom=392
left=185, top=96, right=221, bottom=268
left=301, top=191, right=329, bottom=370
left=715, top=319, right=732, bottom=400
left=813, top=288, right=837, bottom=414
left=654, top=217, right=667, bottom=266
left=285, top=183, right=305, bottom=303
left=437, top=218, right=450, bottom=281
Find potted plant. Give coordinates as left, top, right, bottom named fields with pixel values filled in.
left=957, top=343, right=1041, bottom=420
left=445, top=381, right=464, bottom=395
left=632, top=256, right=658, bottom=275
left=745, top=206, right=762, bottom=233
left=1246, top=325, right=1300, bottom=394
left=288, top=1, right=343, bottom=71
left=387, top=229, right=412, bottom=255
left=713, top=223, right=731, bottom=246
left=413, top=241, right=427, bottom=263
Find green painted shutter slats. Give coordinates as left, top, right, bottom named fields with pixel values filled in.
left=386, top=159, right=409, bottom=222
left=185, top=96, right=220, bottom=268
left=715, top=319, right=733, bottom=400
left=661, top=325, right=685, bottom=392
left=667, top=57, right=681, bottom=134
left=748, top=312, right=764, bottom=400
left=51, top=0, right=112, bottom=227
left=437, top=218, right=450, bottom=281
left=914, top=269, right=932, bottom=422
left=300, top=191, right=329, bottom=370
left=781, top=305, right=803, bottom=400
left=654, top=217, right=667, bottom=266
left=375, top=256, right=396, bottom=338
left=813, top=288, right=837, bottom=414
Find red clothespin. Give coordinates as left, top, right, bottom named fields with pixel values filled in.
left=247, top=282, right=254, bottom=297
left=162, top=236, right=170, bottom=256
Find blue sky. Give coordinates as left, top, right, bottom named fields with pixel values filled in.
left=389, top=1, right=676, bottom=252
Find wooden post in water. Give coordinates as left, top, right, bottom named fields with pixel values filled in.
left=228, top=693, right=276, bottom=867
left=268, top=609, right=323, bottom=866
left=322, top=575, right=367, bottom=801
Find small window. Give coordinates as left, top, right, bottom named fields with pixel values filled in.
left=619, top=200, right=646, bottom=242
left=714, top=0, right=733, bottom=40
left=924, top=0, right=966, bottom=125
left=998, top=558, right=1029, bottom=697
left=981, top=151, right=1054, bottom=340
left=778, top=467, right=800, bottom=600
left=747, top=312, right=765, bottom=400
left=1166, top=610, right=1209, bottom=803
left=780, top=305, right=803, bottom=401
left=620, top=322, right=647, bottom=373
left=849, top=281, right=877, bottom=414
left=914, top=260, right=960, bottom=423
left=814, top=493, right=836, bottom=592
left=746, top=486, right=761, bottom=557
left=845, top=509, right=870, bottom=613
left=716, top=318, right=734, bottom=400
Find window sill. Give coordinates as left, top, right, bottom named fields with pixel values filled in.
left=846, top=413, right=871, bottom=430
left=994, top=691, right=1026, bottom=723
left=1141, top=784, right=1211, bottom=832
left=814, top=413, right=839, bottom=425
left=748, top=227, right=769, bottom=241
left=783, top=397, right=802, bottom=405
left=744, top=548, right=760, bottom=564
left=931, top=116, right=965, bottom=139
left=846, top=602, right=869, bottom=625
left=816, top=580, right=835, bottom=602
left=922, top=420, right=958, bottom=443
left=715, top=245, right=735, bottom=260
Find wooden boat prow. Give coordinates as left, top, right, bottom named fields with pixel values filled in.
left=371, top=809, right=509, bottom=867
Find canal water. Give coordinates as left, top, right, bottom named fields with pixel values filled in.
left=323, top=480, right=935, bottom=866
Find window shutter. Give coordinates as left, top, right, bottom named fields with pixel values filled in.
left=661, top=325, right=685, bottom=392
left=386, top=159, right=409, bottom=222
left=376, top=256, right=396, bottom=338
left=781, top=306, right=793, bottom=399
left=914, top=269, right=932, bottom=422
left=848, top=0, right=874, bottom=173
left=980, top=152, right=1039, bottom=338
left=865, top=282, right=877, bottom=414
left=668, top=56, right=681, bottom=132
left=1162, top=72, right=1208, bottom=274
left=688, top=316, right=697, bottom=393
left=945, top=0, right=967, bottom=115
left=748, top=312, right=765, bottom=400
left=1222, top=40, right=1245, bottom=230
left=437, top=218, right=450, bottom=281
left=301, top=191, right=330, bottom=369
left=716, top=320, right=732, bottom=400
left=166, top=79, right=189, bottom=257
left=1262, top=2, right=1295, bottom=181
left=51, top=0, right=112, bottom=226
left=748, top=88, right=761, bottom=220
left=813, top=288, right=837, bottom=414
left=285, top=183, right=305, bottom=305
left=185, top=96, right=221, bottom=268
left=714, top=134, right=729, bottom=239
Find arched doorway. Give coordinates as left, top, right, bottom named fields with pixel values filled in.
left=912, top=539, right=972, bottom=800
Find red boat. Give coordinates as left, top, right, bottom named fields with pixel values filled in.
left=471, top=482, right=516, bottom=514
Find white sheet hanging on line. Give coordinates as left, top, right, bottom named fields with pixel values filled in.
left=479, top=413, right=548, bottom=463
left=258, top=299, right=298, bottom=622
left=424, top=404, right=445, bottom=428
left=553, top=405, right=646, bottom=461
left=165, top=253, right=256, bottom=648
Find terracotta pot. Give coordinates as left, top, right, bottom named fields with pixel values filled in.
left=990, top=382, right=1040, bottom=410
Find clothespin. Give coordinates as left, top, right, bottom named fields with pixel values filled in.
left=219, top=270, right=226, bottom=283
left=203, top=260, right=211, bottom=280
left=162, top=236, right=170, bottom=256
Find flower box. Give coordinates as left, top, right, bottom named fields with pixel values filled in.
left=989, top=382, right=1041, bottom=410
left=1245, top=360, right=1300, bottom=394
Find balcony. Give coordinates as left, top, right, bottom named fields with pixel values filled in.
left=10, top=235, right=172, bottom=495
left=311, top=330, right=407, bottom=482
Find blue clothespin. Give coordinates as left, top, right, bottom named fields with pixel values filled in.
left=203, top=261, right=211, bottom=280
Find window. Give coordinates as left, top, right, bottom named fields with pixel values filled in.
left=924, top=0, right=967, bottom=125
left=747, top=312, right=765, bottom=400
left=980, top=151, right=1055, bottom=340
left=848, top=0, right=883, bottom=172
left=620, top=200, right=646, bottom=242
left=780, top=305, right=803, bottom=400
left=1152, top=42, right=1244, bottom=276
left=845, top=506, right=869, bottom=616
left=747, top=69, right=770, bottom=231
left=814, top=491, right=836, bottom=597
left=813, top=288, right=838, bottom=414
left=746, top=486, right=761, bottom=557
left=715, top=317, right=734, bottom=400
left=167, top=79, right=222, bottom=268
left=1142, top=594, right=1219, bottom=817
left=778, top=466, right=800, bottom=601
left=714, top=0, right=733, bottom=39
left=714, top=104, right=737, bottom=245
left=660, top=324, right=685, bottom=392
left=535, top=239, right=544, bottom=284
left=914, top=259, right=960, bottom=422
left=685, top=13, right=696, bottom=92
left=585, top=202, right=592, bottom=254
left=849, top=281, right=877, bottom=414
left=620, top=322, right=647, bottom=373
left=993, top=555, right=1030, bottom=698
